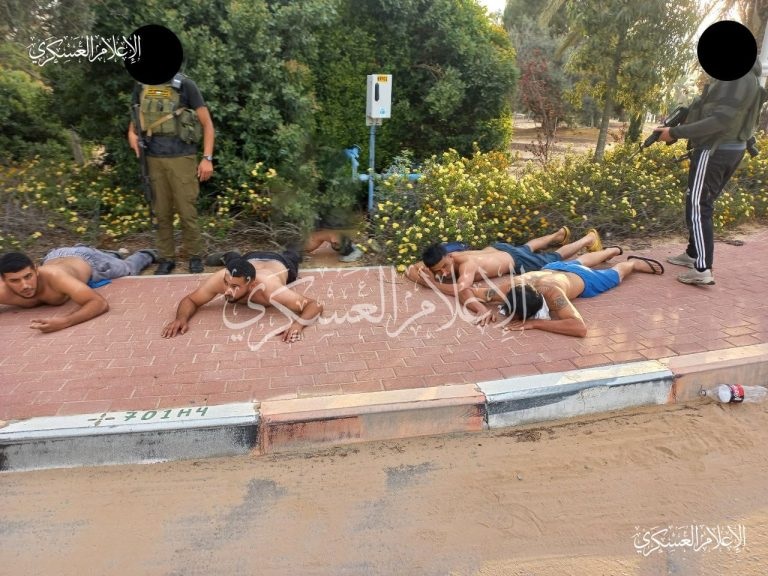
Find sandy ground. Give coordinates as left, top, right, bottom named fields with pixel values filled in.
left=1, top=400, right=767, bottom=575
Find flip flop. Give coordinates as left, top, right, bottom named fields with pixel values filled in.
left=559, top=226, right=571, bottom=246
left=627, top=255, right=665, bottom=275
left=606, top=245, right=623, bottom=256
left=585, top=228, right=603, bottom=252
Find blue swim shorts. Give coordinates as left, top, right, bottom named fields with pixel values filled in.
left=542, top=260, right=620, bottom=298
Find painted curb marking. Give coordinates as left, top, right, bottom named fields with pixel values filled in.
left=0, top=403, right=258, bottom=472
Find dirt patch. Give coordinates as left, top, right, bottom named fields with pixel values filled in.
left=2, top=402, right=766, bottom=575
left=510, top=116, right=635, bottom=165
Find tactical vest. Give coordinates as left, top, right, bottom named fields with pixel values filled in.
left=139, top=80, right=202, bottom=144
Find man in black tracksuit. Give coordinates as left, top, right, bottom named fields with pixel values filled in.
left=658, top=60, right=762, bottom=285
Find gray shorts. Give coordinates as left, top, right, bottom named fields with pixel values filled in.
left=42, top=246, right=153, bottom=283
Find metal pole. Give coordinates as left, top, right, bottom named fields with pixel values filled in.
left=368, top=123, right=376, bottom=213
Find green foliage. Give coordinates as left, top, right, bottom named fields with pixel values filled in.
left=323, top=0, right=518, bottom=165
left=370, top=136, right=768, bottom=268
left=3, top=0, right=518, bottom=235
left=0, top=63, right=67, bottom=159
left=564, top=0, right=699, bottom=158
left=507, top=14, right=573, bottom=126
left=5, top=135, right=768, bottom=261
left=0, top=156, right=149, bottom=251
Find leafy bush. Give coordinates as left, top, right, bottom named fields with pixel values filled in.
left=0, top=156, right=150, bottom=250
left=370, top=135, right=768, bottom=270
left=0, top=66, right=67, bottom=159
left=5, top=135, right=768, bottom=262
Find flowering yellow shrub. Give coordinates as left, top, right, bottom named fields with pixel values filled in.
left=371, top=137, right=768, bottom=266
left=3, top=134, right=768, bottom=257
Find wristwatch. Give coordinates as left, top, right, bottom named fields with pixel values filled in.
left=202, top=154, right=213, bottom=161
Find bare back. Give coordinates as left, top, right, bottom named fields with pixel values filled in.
left=520, top=269, right=586, bottom=302
left=241, top=258, right=290, bottom=306
left=452, top=247, right=516, bottom=281
left=196, top=258, right=292, bottom=308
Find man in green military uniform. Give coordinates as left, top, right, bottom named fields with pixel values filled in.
left=127, top=73, right=215, bottom=274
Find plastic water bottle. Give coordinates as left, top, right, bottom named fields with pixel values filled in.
left=704, top=384, right=768, bottom=403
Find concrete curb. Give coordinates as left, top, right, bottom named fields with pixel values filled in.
left=660, top=343, right=768, bottom=402
left=259, top=384, right=486, bottom=454
left=479, top=360, right=674, bottom=429
left=0, top=403, right=258, bottom=472
left=2, top=345, right=767, bottom=472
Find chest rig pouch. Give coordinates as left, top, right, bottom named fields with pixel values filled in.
left=139, top=78, right=202, bottom=144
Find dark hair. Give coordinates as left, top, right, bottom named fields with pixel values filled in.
left=502, top=285, right=544, bottom=320
left=0, top=252, right=34, bottom=276
left=226, top=258, right=255, bottom=281
left=422, top=244, right=447, bottom=268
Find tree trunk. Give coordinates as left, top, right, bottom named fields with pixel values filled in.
left=593, top=93, right=613, bottom=162
left=593, top=41, right=623, bottom=162
left=626, top=113, right=643, bottom=143
left=69, top=129, right=85, bottom=165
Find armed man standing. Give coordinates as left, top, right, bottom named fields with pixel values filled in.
left=657, top=21, right=764, bottom=286
left=127, top=69, right=215, bottom=274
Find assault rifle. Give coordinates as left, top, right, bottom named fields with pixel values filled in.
left=131, top=103, right=155, bottom=226
left=627, top=105, right=689, bottom=161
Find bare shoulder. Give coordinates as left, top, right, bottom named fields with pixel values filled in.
left=540, top=284, right=570, bottom=310
left=40, top=266, right=88, bottom=292
left=188, top=269, right=227, bottom=300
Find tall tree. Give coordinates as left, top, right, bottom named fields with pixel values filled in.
left=4, top=0, right=518, bottom=190
left=325, top=0, right=518, bottom=163
left=565, top=0, right=698, bottom=161
left=506, top=12, right=573, bottom=127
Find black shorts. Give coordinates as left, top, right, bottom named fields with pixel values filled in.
left=242, top=250, right=301, bottom=283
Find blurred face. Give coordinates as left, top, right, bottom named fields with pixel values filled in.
left=428, top=256, right=454, bottom=282
left=223, top=271, right=253, bottom=302
left=2, top=266, right=39, bottom=299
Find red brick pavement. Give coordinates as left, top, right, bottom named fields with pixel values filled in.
left=2, top=230, right=767, bottom=421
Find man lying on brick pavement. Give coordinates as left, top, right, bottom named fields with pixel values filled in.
left=0, top=247, right=156, bottom=333
left=161, top=249, right=322, bottom=343
left=472, top=248, right=664, bottom=338
left=405, top=226, right=603, bottom=326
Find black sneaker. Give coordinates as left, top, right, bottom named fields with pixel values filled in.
left=189, top=256, right=204, bottom=273
left=334, top=234, right=354, bottom=256
left=138, top=249, right=159, bottom=263
left=154, top=260, right=176, bottom=275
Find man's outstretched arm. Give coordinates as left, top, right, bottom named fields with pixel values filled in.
left=162, top=272, right=223, bottom=338
left=269, top=285, right=324, bottom=343
left=29, top=274, right=108, bottom=333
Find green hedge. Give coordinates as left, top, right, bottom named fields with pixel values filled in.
left=369, top=134, right=768, bottom=270
left=3, top=135, right=767, bottom=261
